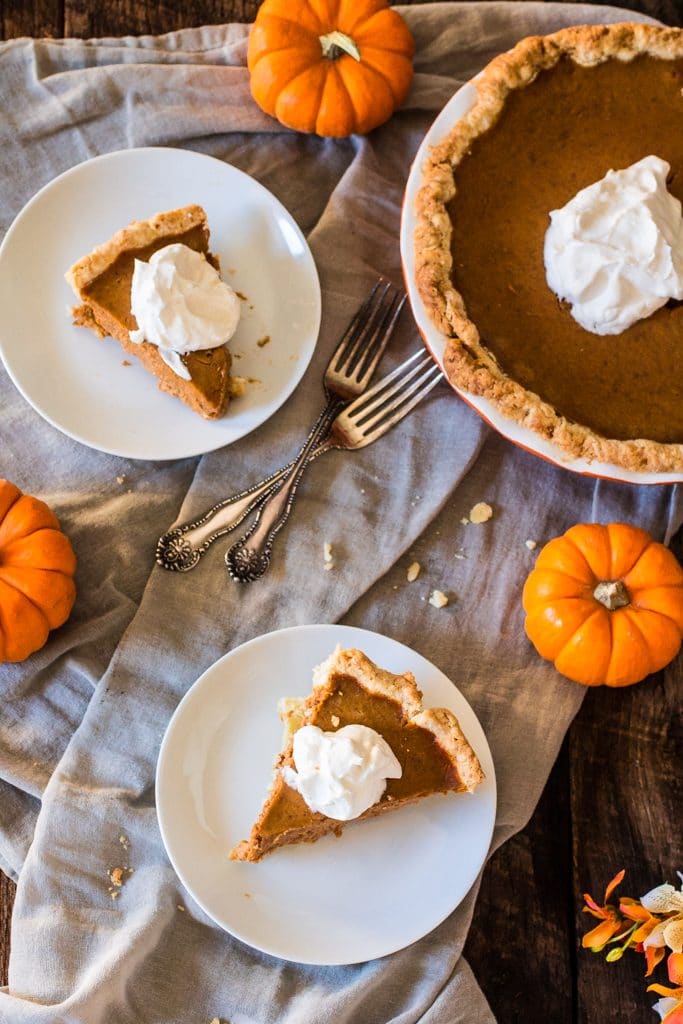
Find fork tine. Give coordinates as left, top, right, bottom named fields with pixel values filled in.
left=348, top=350, right=431, bottom=419
left=348, top=355, right=443, bottom=439
left=363, top=368, right=443, bottom=439
left=353, top=291, right=407, bottom=389
left=327, top=279, right=381, bottom=372
left=334, top=282, right=399, bottom=378
left=356, top=362, right=442, bottom=431
left=331, top=280, right=391, bottom=373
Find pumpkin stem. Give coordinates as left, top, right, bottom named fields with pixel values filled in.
left=319, top=30, right=361, bottom=62
left=593, top=580, right=630, bottom=611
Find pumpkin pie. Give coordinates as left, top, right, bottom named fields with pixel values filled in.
left=66, top=205, right=236, bottom=419
left=414, top=23, right=683, bottom=473
left=230, top=647, right=484, bottom=862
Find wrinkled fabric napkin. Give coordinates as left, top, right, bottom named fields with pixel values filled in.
left=0, top=3, right=679, bottom=1021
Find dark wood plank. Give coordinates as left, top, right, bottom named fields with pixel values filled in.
left=571, top=675, right=683, bottom=1021
left=64, top=0, right=261, bottom=36
left=1, top=0, right=62, bottom=39
left=57, top=0, right=683, bottom=39
left=571, top=526, right=683, bottom=1023
left=0, top=872, right=13, bottom=987
left=562, top=0, right=683, bottom=26
left=465, top=739, right=575, bottom=1022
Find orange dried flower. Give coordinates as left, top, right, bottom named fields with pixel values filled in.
left=582, top=871, right=683, bottom=1021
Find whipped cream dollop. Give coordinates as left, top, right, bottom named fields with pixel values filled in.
left=281, top=724, right=402, bottom=821
left=129, top=243, right=241, bottom=380
left=544, top=155, right=683, bottom=335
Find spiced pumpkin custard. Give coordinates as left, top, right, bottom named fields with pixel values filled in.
left=66, top=205, right=241, bottom=419
left=230, top=648, right=483, bottom=862
left=415, top=24, right=683, bottom=472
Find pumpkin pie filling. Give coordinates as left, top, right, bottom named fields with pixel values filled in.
left=80, top=224, right=210, bottom=332
left=230, top=648, right=483, bottom=861
left=448, top=55, right=683, bottom=445
left=257, top=676, right=460, bottom=837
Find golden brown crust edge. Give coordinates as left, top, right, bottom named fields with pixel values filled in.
left=65, top=205, right=209, bottom=292
left=414, top=23, right=683, bottom=474
left=312, top=646, right=424, bottom=719
left=312, top=647, right=484, bottom=792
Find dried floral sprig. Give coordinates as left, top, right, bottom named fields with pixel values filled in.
left=582, top=870, right=683, bottom=1021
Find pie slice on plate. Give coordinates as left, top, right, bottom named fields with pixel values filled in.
left=66, top=205, right=237, bottom=419
left=230, top=647, right=484, bottom=862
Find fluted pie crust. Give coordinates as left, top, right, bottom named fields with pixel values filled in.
left=230, top=647, right=484, bottom=862
left=66, top=205, right=236, bottom=419
left=414, top=23, right=683, bottom=473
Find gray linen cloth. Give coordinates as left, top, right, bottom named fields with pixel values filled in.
left=0, top=4, right=680, bottom=1021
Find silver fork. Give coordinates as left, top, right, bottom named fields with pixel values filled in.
left=156, top=280, right=406, bottom=572
left=225, top=350, right=445, bottom=582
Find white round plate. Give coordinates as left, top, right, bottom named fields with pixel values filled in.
left=0, top=147, right=321, bottom=460
left=156, top=624, right=496, bottom=965
left=400, top=81, right=682, bottom=486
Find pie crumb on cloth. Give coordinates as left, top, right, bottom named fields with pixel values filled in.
left=468, top=502, right=493, bottom=524
left=107, top=865, right=133, bottom=900
left=407, top=560, right=421, bottom=581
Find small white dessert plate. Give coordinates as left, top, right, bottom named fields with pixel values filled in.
left=400, top=80, right=683, bottom=486
left=156, top=624, right=496, bottom=966
left=0, top=147, right=321, bottom=460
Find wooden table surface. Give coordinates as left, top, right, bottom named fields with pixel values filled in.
left=1, top=2, right=682, bottom=1021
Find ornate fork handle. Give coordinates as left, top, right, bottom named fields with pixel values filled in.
left=156, top=397, right=339, bottom=572
left=155, top=464, right=294, bottom=572
left=225, top=404, right=340, bottom=582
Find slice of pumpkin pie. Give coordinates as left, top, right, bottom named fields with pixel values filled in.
left=66, top=205, right=241, bottom=419
left=230, top=647, right=484, bottom=862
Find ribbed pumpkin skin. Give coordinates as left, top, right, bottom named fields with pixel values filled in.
left=522, top=523, right=683, bottom=687
left=247, top=0, right=415, bottom=137
left=0, top=480, right=77, bottom=663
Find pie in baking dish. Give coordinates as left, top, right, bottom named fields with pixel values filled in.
left=414, top=23, right=683, bottom=473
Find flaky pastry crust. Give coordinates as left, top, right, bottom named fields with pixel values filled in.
left=312, top=647, right=484, bottom=792
left=414, top=23, right=683, bottom=473
left=66, top=205, right=208, bottom=291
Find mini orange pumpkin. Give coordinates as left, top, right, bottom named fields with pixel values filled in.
left=247, top=0, right=415, bottom=137
left=0, top=480, right=76, bottom=663
left=522, top=523, right=683, bottom=687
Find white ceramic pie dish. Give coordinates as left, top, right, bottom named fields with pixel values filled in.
left=400, top=78, right=683, bottom=486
